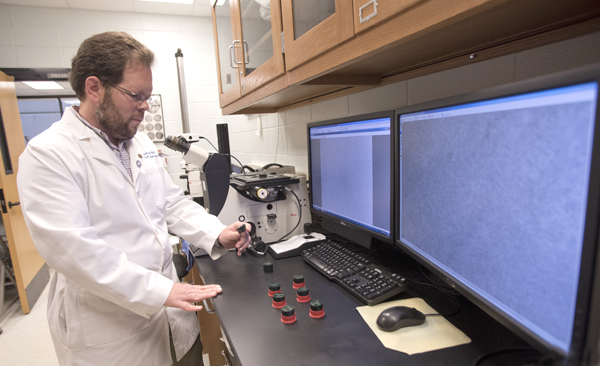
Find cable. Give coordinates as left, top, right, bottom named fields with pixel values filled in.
left=471, top=347, right=542, bottom=366
left=265, top=187, right=302, bottom=245
left=417, top=263, right=460, bottom=296
left=225, top=154, right=244, bottom=171
left=199, top=136, right=219, bottom=151
left=262, top=163, right=283, bottom=169
left=402, top=277, right=461, bottom=317
left=197, top=136, right=245, bottom=173
left=364, top=244, right=386, bottom=259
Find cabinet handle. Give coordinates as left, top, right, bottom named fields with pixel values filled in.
left=229, top=40, right=251, bottom=69
left=359, top=0, right=378, bottom=24
left=229, top=42, right=239, bottom=69
left=203, top=298, right=216, bottom=314
left=8, top=201, right=19, bottom=209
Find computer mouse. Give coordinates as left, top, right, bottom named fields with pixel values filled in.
left=376, top=306, right=426, bottom=332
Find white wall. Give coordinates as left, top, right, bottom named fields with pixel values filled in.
left=2, top=4, right=600, bottom=180
left=0, top=3, right=248, bottom=183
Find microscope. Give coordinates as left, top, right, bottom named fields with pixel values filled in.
left=164, top=135, right=314, bottom=256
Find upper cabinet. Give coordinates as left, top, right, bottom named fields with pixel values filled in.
left=238, top=0, right=285, bottom=94
left=352, top=0, right=424, bottom=34
left=280, top=0, right=424, bottom=71
left=281, top=0, right=353, bottom=71
left=210, top=0, right=600, bottom=114
left=211, top=0, right=285, bottom=107
left=212, top=0, right=241, bottom=107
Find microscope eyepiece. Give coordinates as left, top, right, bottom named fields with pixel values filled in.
left=164, top=135, right=190, bottom=154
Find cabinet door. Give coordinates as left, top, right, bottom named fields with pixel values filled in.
left=0, top=71, right=49, bottom=314
left=281, top=0, right=354, bottom=71
left=238, top=0, right=285, bottom=95
left=353, top=0, right=424, bottom=34
left=212, top=0, right=242, bottom=107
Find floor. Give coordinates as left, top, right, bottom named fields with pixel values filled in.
left=0, top=273, right=59, bottom=366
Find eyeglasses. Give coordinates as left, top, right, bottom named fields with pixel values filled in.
left=105, top=82, right=153, bottom=105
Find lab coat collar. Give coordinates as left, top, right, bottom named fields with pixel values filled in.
left=62, top=108, right=134, bottom=185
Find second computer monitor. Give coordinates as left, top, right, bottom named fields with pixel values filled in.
left=308, top=111, right=394, bottom=247
left=396, top=66, right=600, bottom=363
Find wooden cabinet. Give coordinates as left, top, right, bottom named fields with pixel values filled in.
left=211, top=0, right=285, bottom=107
left=352, top=0, right=424, bottom=34
left=211, top=0, right=600, bottom=115
left=212, top=0, right=241, bottom=107
left=281, top=0, right=353, bottom=71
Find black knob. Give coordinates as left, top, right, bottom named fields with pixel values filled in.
left=8, top=201, right=19, bottom=209
left=281, top=305, right=295, bottom=317
left=263, top=262, right=273, bottom=273
left=310, top=300, right=324, bottom=312
left=293, top=275, right=304, bottom=284
left=297, top=287, right=309, bottom=297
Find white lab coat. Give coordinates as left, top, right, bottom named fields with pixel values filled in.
left=17, top=108, right=228, bottom=366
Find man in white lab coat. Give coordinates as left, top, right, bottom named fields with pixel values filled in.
left=16, top=31, right=249, bottom=366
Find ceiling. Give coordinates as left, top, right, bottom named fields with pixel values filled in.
left=1, top=0, right=213, bottom=97
left=0, top=0, right=213, bottom=17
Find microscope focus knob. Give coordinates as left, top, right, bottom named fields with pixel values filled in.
left=256, top=188, right=268, bottom=199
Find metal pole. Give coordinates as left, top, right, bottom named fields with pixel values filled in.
left=175, top=48, right=190, bottom=134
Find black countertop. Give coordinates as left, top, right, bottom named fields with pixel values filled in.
left=194, top=242, right=535, bottom=366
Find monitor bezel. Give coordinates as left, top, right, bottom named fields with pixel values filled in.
left=307, top=110, right=396, bottom=246
left=394, top=64, right=600, bottom=364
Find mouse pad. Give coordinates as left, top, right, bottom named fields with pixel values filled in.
left=356, top=298, right=471, bottom=355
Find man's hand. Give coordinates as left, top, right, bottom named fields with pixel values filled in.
left=164, top=282, right=222, bottom=312
left=217, top=222, right=251, bottom=256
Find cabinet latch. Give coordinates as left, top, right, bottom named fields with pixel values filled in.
left=359, top=0, right=378, bottom=24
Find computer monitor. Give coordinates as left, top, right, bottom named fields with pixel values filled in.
left=308, top=111, right=395, bottom=247
left=396, top=65, right=600, bottom=364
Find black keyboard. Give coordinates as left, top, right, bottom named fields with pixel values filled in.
left=301, top=240, right=408, bottom=305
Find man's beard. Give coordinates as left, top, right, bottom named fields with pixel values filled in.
left=95, top=90, right=137, bottom=142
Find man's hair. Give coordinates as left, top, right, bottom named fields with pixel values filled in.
left=70, top=32, right=154, bottom=100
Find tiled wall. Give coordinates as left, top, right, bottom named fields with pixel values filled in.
left=2, top=4, right=600, bottom=182
left=230, top=30, right=600, bottom=177
left=0, top=4, right=248, bottom=187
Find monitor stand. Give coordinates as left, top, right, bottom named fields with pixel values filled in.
left=322, top=218, right=375, bottom=249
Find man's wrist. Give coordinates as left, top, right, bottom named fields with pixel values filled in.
left=215, top=239, right=225, bottom=249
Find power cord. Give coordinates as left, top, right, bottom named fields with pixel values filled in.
left=471, top=347, right=548, bottom=366
left=417, top=262, right=461, bottom=296
left=197, top=136, right=245, bottom=173
left=402, top=276, right=462, bottom=317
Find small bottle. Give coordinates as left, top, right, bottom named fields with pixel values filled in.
left=292, top=275, right=305, bottom=289
left=281, top=305, right=297, bottom=324
left=296, top=287, right=311, bottom=303
left=272, top=292, right=286, bottom=309
left=309, top=299, right=325, bottom=319
left=268, top=283, right=281, bottom=297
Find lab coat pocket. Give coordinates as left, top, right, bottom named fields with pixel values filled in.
left=147, top=167, right=167, bottom=207
left=78, top=288, right=149, bottom=347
